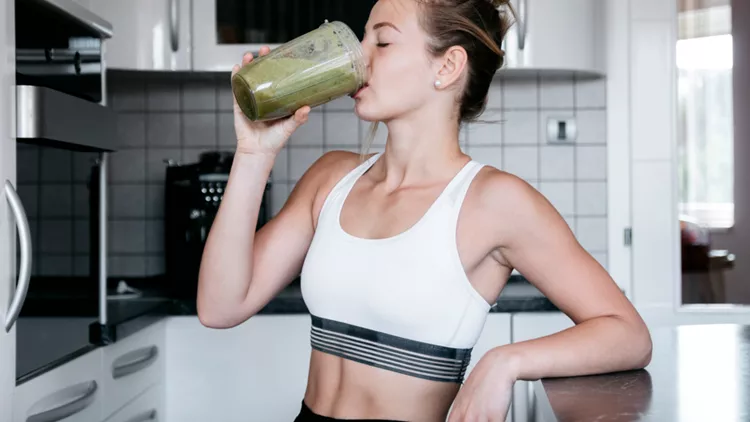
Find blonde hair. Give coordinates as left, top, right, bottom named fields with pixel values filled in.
left=360, top=121, right=381, bottom=161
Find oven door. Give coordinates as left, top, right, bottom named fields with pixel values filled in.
left=14, top=142, right=105, bottom=384
left=192, top=0, right=376, bottom=71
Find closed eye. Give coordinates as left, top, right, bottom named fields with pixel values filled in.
left=377, top=43, right=390, bottom=48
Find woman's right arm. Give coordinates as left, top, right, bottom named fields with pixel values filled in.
left=196, top=150, right=331, bottom=328
left=196, top=47, right=320, bottom=328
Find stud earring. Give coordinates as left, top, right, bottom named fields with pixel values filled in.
left=434, top=80, right=442, bottom=88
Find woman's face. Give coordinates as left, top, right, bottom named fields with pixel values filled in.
left=354, top=0, right=441, bottom=122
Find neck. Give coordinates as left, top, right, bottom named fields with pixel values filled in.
left=372, top=106, right=467, bottom=190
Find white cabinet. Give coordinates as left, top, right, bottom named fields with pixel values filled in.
left=12, top=320, right=166, bottom=422
left=510, top=312, right=574, bottom=422
left=74, top=0, right=191, bottom=71
left=190, top=0, right=247, bottom=72
left=165, top=315, right=312, bottom=422
left=0, top=0, right=16, bottom=418
left=104, top=383, right=164, bottom=422
left=464, top=313, right=513, bottom=422
left=13, top=349, right=104, bottom=422
left=101, top=321, right=166, bottom=420
left=502, top=0, right=604, bottom=75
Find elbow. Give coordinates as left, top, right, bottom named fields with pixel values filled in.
left=196, top=298, right=251, bottom=329
left=197, top=310, right=232, bottom=329
left=630, top=319, right=653, bottom=369
left=637, top=330, right=653, bottom=369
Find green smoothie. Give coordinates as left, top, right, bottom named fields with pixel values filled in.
left=232, top=21, right=366, bottom=121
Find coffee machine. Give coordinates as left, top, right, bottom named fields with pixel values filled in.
left=164, top=151, right=271, bottom=298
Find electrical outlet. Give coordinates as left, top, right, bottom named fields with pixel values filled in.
left=546, top=118, right=577, bottom=143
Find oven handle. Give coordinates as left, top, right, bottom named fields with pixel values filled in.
left=169, top=0, right=180, bottom=52
left=4, top=180, right=32, bottom=333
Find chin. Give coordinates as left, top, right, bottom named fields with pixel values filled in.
left=354, top=102, right=381, bottom=122
left=354, top=99, right=397, bottom=123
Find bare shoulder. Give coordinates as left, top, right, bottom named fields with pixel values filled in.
left=285, top=150, right=374, bottom=223
left=468, top=166, right=544, bottom=213
left=464, top=165, right=570, bottom=244
left=302, top=150, right=372, bottom=193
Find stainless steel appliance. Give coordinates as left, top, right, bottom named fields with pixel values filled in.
left=11, top=0, right=116, bottom=384
left=192, top=0, right=377, bottom=71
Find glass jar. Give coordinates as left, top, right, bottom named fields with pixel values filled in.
left=231, top=20, right=367, bottom=121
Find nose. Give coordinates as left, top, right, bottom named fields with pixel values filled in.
left=360, top=42, right=373, bottom=82
left=360, top=40, right=373, bottom=67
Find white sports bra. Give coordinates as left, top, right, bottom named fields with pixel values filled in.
left=300, top=153, right=492, bottom=384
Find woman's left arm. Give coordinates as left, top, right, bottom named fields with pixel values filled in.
left=490, top=174, right=652, bottom=379
left=449, top=172, right=652, bottom=421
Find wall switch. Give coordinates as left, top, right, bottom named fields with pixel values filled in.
left=546, top=118, right=577, bottom=143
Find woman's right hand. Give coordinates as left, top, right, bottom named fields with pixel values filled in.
left=231, top=47, right=311, bottom=156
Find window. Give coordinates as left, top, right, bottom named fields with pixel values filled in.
left=677, top=1, right=734, bottom=229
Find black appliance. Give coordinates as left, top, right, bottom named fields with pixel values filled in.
left=165, top=151, right=271, bottom=298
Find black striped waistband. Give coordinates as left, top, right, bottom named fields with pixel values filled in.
left=309, top=315, right=472, bottom=384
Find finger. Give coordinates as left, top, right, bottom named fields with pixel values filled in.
left=259, top=46, right=271, bottom=56
left=280, top=106, right=311, bottom=135
left=296, top=106, right=311, bottom=121
left=231, top=64, right=240, bottom=77
left=242, top=52, right=254, bottom=66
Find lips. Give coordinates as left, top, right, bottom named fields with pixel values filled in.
left=352, top=83, right=369, bottom=98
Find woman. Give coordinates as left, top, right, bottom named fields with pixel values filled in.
left=196, top=0, right=653, bottom=420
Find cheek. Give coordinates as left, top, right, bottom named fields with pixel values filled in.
left=375, top=51, right=431, bottom=100
left=356, top=49, right=433, bottom=120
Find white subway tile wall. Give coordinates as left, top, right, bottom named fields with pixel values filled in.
left=103, top=72, right=608, bottom=276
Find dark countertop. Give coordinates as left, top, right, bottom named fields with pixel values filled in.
left=18, top=275, right=557, bottom=385
left=533, top=323, right=750, bottom=421
left=89, top=275, right=558, bottom=345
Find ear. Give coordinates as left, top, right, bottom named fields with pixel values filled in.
left=435, top=46, right=468, bottom=89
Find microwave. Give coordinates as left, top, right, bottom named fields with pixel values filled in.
left=192, top=0, right=377, bottom=71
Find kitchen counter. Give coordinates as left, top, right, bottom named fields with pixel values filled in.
left=90, top=275, right=558, bottom=343
left=532, top=323, right=750, bottom=421
left=18, top=275, right=557, bottom=384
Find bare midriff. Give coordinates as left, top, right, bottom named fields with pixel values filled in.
left=302, top=349, right=461, bottom=422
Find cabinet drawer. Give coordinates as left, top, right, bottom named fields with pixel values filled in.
left=104, top=383, right=164, bottom=422
left=102, top=321, right=165, bottom=419
left=14, top=348, right=103, bottom=422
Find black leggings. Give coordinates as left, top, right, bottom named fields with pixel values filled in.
left=293, top=401, right=406, bottom=422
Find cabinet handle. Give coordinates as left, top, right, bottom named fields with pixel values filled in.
left=4, top=180, right=32, bottom=333
left=125, top=409, right=157, bottom=422
left=26, top=380, right=98, bottom=422
left=518, top=0, right=529, bottom=50
left=169, top=0, right=180, bottom=52
left=112, top=345, right=159, bottom=379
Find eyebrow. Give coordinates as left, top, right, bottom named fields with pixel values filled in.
left=366, top=22, right=401, bottom=34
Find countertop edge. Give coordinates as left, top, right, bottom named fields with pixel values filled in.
left=15, top=344, right=100, bottom=386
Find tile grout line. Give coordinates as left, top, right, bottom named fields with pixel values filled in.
left=143, top=76, right=150, bottom=274
left=573, top=74, right=579, bottom=233
left=215, top=75, right=221, bottom=150
left=143, top=74, right=153, bottom=277
left=536, top=74, right=542, bottom=191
